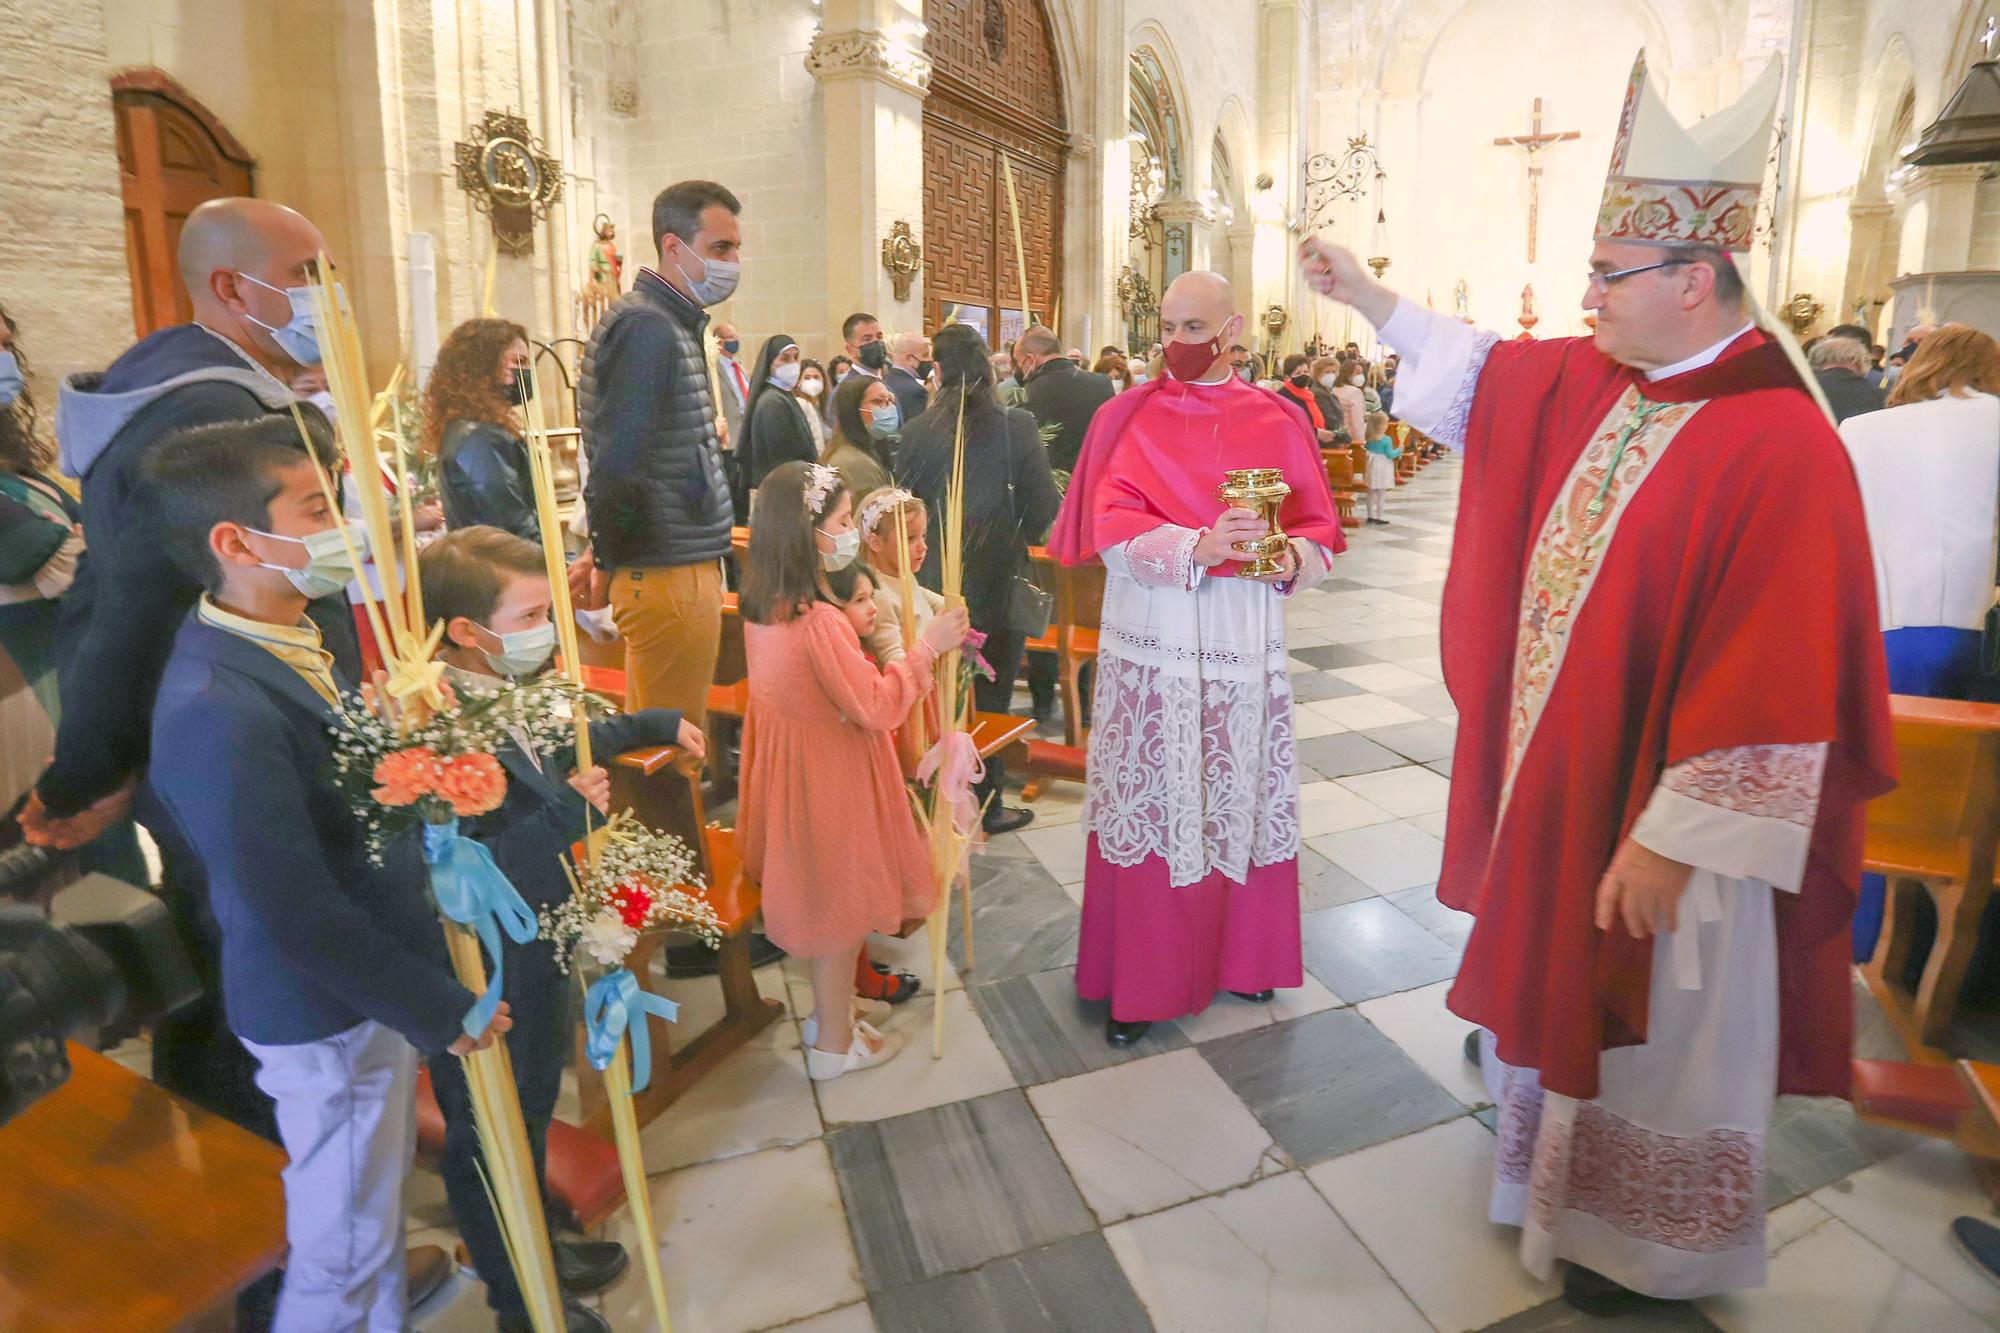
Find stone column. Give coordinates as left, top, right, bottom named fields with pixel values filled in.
left=1840, top=199, right=1896, bottom=326
left=1258, top=0, right=1310, bottom=351
left=807, top=0, right=931, bottom=340
left=1898, top=164, right=1982, bottom=277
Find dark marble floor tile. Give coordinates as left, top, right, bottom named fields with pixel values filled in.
left=1291, top=642, right=1389, bottom=670
left=1474, top=1106, right=1499, bottom=1133
left=1298, top=731, right=1408, bottom=779
left=1427, top=757, right=1455, bottom=778
left=1301, top=897, right=1462, bottom=1002
left=1477, top=1296, right=1718, bottom=1331
left=968, top=966, right=1190, bottom=1085
left=1386, top=883, right=1474, bottom=950
left=871, top=1232, right=1152, bottom=1333
left=1380, top=681, right=1458, bottom=718
left=949, top=856, right=1082, bottom=985
left=1200, top=1008, right=1465, bottom=1164
left=1320, top=576, right=1374, bottom=593
left=828, top=1089, right=1097, bottom=1292
left=1301, top=845, right=1377, bottom=911
left=1288, top=670, right=1367, bottom=703
left=1850, top=975, right=1906, bottom=1062
left=1363, top=718, right=1460, bottom=764
left=1765, top=1093, right=1919, bottom=1206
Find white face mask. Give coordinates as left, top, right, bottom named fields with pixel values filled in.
left=817, top=525, right=861, bottom=571
left=769, top=361, right=801, bottom=392
left=1350, top=375, right=1366, bottom=387
left=1318, top=373, right=1338, bottom=390
left=1110, top=377, right=1126, bottom=390
left=671, top=245, right=740, bottom=306
left=237, top=271, right=328, bottom=366
left=246, top=519, right=366, bottom=600
left=797, top=375, right=823, bottom=399
left=476, top=619, right=558, bottom=678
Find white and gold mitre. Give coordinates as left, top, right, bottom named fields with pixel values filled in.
left=1595, top=52, right=1784, bottom=252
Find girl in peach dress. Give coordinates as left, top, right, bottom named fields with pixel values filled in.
left=736, top=461, right=969, bottom=1080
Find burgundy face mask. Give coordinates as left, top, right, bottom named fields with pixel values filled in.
left=1163, top=323, right=1235, bottom=382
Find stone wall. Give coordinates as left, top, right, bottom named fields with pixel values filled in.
left=4, top=1, right=132, bottom=395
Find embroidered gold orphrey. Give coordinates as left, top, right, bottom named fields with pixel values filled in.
left=1495, top=385, right=1705, bottom=821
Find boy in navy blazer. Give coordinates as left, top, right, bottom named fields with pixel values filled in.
left=143, top=417, right=510, bottom=1332
left=418, top=525, right=702, bottom=1333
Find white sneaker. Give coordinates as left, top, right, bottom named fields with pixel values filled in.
left=805, top=1022, right=904, bottom=1081
left=800, top=998, right=892, bottom=1049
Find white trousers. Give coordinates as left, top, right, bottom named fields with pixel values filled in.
left=1483, top=873, right=1779, bottom=1299
left=243, top=1020, right=420, bottom=1333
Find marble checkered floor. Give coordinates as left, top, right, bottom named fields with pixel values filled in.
left=411, top=456, right=2000, bottom=1332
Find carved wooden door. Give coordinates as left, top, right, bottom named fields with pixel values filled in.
left=114, top=78, right=255, bottom=337
left=922, top=0, right=1066, bottom=342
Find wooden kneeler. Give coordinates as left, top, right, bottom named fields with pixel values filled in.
left=1861, top=695, right=2000, bottom=1056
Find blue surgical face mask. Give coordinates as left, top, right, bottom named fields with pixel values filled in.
left=769, top=360, right=801, bottom=392
left=866, top=402, right=900, bottom=438
left=673, top=246, right=739, bottom=307
left=236, top=271, right=328, bottom=366
left=0, top=350, right=22, bottom=407
left=721, top=339, right=741, bottom=356
left=246, top=519, right=366, bottom=599
left=477, top=619, right=558, bottom=678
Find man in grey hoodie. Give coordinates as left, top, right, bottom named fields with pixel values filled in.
left=21, top=197, right=361, bottom=1137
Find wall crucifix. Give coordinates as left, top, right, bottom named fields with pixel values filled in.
left=1492, top=97, right=1580, bottom=262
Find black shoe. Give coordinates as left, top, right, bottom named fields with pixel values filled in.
left=983, top=805, right=1035, bottom=835
left=1106, top=1018, right=1152, bottom=1046
left=1463, top=1029, right=1483, bottom=1067
left=498, top=1298, right=611, bottom=1333
left=1230, top=989, right=1276, bottom=1003
left=555, top=1238, right=629, bottom=1296
left=664, top=933, right=785, bottom=978
left=1951, top=1216, right=2000, bottom=1286
left=1560, top=1265, right=1682, bottom=1318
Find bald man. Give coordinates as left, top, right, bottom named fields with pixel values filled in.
left=24, top=197, right=362, bottom=1139
left=883, top=329, right=933, bottom=425
left=1048, top=271, right=1345, bottom=1043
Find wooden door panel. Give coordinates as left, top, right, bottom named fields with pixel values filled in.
left=113, top=82, right=254, bottom=337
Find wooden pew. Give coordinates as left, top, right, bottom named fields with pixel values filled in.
left=1322, top=450, right=1362, bottom=527
left=1862, top=695, right=2000, bottom=1055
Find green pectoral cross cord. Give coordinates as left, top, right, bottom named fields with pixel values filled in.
left=1585, top=396, right=1673, bottom=522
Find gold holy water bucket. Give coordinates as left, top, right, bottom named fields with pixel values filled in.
left=1215, top=467, right=1292, bottom=577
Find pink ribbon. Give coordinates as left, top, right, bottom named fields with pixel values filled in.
left=917, top=730, right=986, bottom=844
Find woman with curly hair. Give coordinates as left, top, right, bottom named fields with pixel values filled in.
left=423, top=317, right=539, bottom=540
left=0, top=302, right=81, bottom=718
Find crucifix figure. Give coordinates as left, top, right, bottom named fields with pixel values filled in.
left=1492, top=97, right=1581, bottom=262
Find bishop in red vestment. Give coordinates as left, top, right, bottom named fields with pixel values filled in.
left=1302, top=53, right=1894, bottom=1315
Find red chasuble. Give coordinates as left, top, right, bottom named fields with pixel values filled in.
left=1050, top=376, right=1345, bottom=568
left=1440, top=330, right=1895, bottom=1101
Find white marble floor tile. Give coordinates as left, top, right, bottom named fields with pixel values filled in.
left=1290, top=706, right=1349, bottom=739
left=1284, top=628, right=1334, bottom=649
left=1408, top=809, right=1451, bottom=838
left=1306, top=1118, right=1556, bottom=1331
left=1105, top=1172, right=1431, bottom=1333
left=639, top=1018, right=824, bottom=1171
left=1297, top=779, right=1396, bottom=838
left=1766, top=1195, right=1834, bottom=1254
left=1028, top=1048, right=1284, bottom=1225
left=1698, top=1212, right=1991, bottom=1333
left=772, top=1302, right=878, bottom=1331
left=1330, top=662, right=1434, bottom=693
left=1336, top=765, right=1452, bottom=818
left=1397, top=653, right=1445, bottom=681
left=1171, top=972, right=1345, bottom=1043
left=812, top=989, right=1018, bottom=1124
left=1022, top=782, right=1087, bottom=827
left=1019, top=819, right=1089, bottom=885
left=1308, top=820, right=1446, bottom=893
left=1811, top=1140, right=2000, bottom=1324
left=601, top=1139, right=865, bottom=1333
left=1355, top=980, right=1486, bottom=1108
left=1307, top=693, right=1427, bottom=731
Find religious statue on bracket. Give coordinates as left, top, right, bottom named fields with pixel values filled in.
left=581, top=215, right=623, bottom=325
left=1453, top=278, right=1472, bottom=323
left=453, top=109, right=564, bottom=258
left=880, top=221, right=922, bottom=302
left=1517, top=284, right=1539, bottom=337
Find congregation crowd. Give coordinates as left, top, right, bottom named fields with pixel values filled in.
left=9, top=110, right=2000, bottom=1326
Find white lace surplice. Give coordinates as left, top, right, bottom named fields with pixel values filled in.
left=1085, top=524, right=1330, bottom=888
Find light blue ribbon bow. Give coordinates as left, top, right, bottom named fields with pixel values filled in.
left=423, top=818, right=539, bottom=1040
left=584, top=967, right=680, bottom=1094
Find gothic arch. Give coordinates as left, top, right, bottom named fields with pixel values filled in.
left=1374, top=0, right=1715, bottom=102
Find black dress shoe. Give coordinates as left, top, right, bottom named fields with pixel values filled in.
left=498, top=1297, right=611, bottom=1333
left=1561, top=1265, right=1682, bottom=1318
left=1951, top=1216, right=2000, bottom=1286
left=1464, top=1029, right=1483, bottom=1068
left=1106, top=1018, right=1152, bottom=1046
left=555, top=1238, right=629, bottom=1296
left=983, top=805, right=1036, bottom=835
left=664, top=933, right=786, bottom=977
left=1229, top=989, right=1276, bottom=1003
